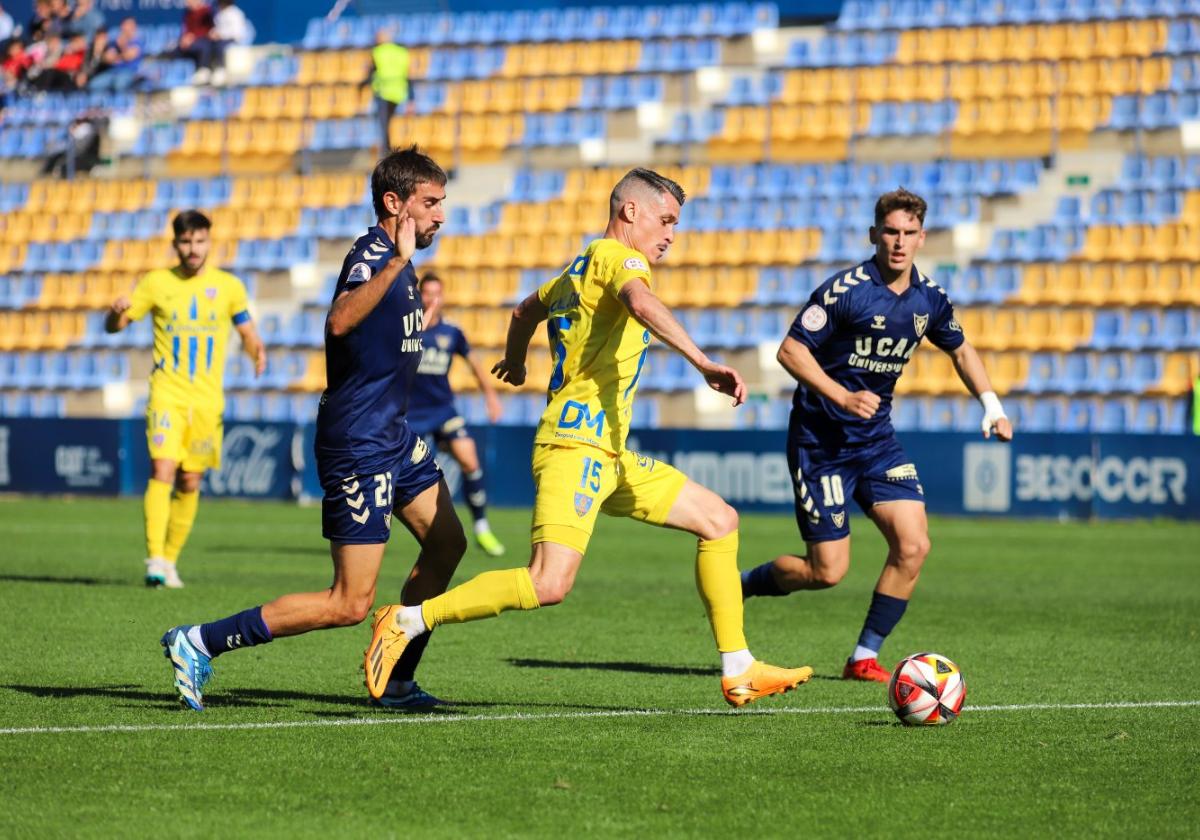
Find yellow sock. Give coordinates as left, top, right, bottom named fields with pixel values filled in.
left=143, top=479, right=173, bottom=559
left=421, top=568, right=539, bottom=629
left=163, top=489, right=200, bottom=563
left=695, top=530, right=748, bottom=653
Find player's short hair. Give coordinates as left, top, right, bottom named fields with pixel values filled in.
left=418, top=271, right=442, bottom=289
left=371, top=145, right=448, bottom=218
left=873, top=188, right=927, bottom=227
left=172, top=209, right=211, bottom=238
left=609, top=168, right=687, bottom=218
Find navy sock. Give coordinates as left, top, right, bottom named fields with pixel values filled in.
left=855, top=591, right=909, bottom=655
left=741, top=562, right=788, bottom=598
left=390, top=628, right=432, bottom=684
left=199, top=606, right=273, bottom=658
left=463, top=469, right=488, bottom=524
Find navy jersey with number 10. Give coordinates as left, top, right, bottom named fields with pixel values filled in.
left=315, top=225, right=425, bottom=482
left=788, top=257, right=964, bottom=450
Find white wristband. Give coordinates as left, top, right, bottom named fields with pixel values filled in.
left=979, top=390, right=1006, bottom=435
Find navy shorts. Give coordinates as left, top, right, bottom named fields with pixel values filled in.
left=788, top=435, right=925, bottom=544
left=407, top=405, right=471, bottom=447
left=320, top=435, right=443, bottom=545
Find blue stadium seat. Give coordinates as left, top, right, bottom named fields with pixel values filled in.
left=1047, top=352, right=1090, bottom=393
left=1094, top=397, right=1132, bottom=433
left=1116, top=309, right=1161, bottom=350
left=1024, top=353, right=1060, bottom=394
left=1062, top=398, right=1093, bottom=432
left=1150, top=308, right=1198, bottom=350
left=1087, top=309, right=1126, bottom=350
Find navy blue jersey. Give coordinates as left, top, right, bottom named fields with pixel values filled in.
left=410, top=319, right=470, bottom=411
left=788, top=256, right=964, bottom=449
left=315, top=226, right=425, bottom=479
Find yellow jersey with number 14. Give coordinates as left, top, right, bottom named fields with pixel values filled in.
left=534, top=238, right=653, bottom=455
left=125, top=265, right=251, bottom=412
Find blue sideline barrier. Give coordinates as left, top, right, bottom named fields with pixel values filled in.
left=0, top=417, right=1197, bottom=519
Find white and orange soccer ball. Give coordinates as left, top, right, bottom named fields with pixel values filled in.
left=886, top=652, right=966, bottom=726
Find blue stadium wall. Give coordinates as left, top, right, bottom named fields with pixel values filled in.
left=2, top=0, right=841, bottom=51
left=1, top=417, right=1198, bottom=520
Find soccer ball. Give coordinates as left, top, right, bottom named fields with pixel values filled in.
left=886, top=652, right=966, bottom=726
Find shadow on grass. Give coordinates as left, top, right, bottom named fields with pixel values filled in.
left=3, top=683, right=363, bottom=710
left=0, top=573, right=132, bottom=587
left=506, top=658, right=720, bottom=677
left=305, top=699, right=660, bottom=718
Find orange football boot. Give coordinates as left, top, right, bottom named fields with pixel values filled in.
left=842, top=657, right=891, bottom=682
left=363, top=605, right=410, bottom=699
left=721, top=661, right=814, bottom=707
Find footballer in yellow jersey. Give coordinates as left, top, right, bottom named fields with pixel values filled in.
left=372, top=169, right=814, bottom=708
left=106, top=210, right=266, bottom=589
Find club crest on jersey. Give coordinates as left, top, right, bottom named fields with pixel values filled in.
left=436, top=335, right=451, bottom=349
left=410, top=436, right=429, bottom=464
left=871, top=315, right=887, bottom=330
left=152, top=433, right=165, bottom=447
left=831, top=511, right=846, bottom=528
left=913, top=313, right=929, bottom=337
left=574, top=492, right=594, bottom=517
left=801, top=305, right=827, bottom=331
left=205, top=287, right=217, bottom=300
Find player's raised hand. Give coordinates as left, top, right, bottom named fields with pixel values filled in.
left=984, top=415, right=1014, bottom=442
left=701, top=361, right=747, bottom=407
left=395, top=212, right=416, bottom=265
left=841, top=390, right=881, bottom=419
left=109, top=295, right=131, bottom=316
left=491, top=357, right=526, bottom=386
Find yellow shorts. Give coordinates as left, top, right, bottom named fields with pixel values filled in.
left=531, top=443, right=689, bottom=555
left=146, top=401, right=223, bottom=473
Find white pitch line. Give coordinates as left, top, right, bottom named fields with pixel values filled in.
left=1, top=699, right=1198, bottom=737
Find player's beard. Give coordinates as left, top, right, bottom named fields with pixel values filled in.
left=415, top=228, right=438, bottom=250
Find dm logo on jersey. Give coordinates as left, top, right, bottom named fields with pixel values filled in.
left=831, top=511, right=846, bottom=528
left=574, top=492, right=594, bottom=517
left=913, top=313, right=929, bottom=338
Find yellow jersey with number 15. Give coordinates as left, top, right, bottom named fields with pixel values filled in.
left=534, top=238, right=654, bottom=455
left=125, top=265, right=251, bottom=412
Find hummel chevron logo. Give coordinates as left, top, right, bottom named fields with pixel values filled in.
left=823, top=272, right=855, bottom=305
left=351, top=508, right=370, bottom=525
left=345, top=493, right=366, bottom=510
left=854, top=265, right=869, bottom=282
left=341, top=480, right=360, bottom=495
left=226, top=633, right=243, bottom=648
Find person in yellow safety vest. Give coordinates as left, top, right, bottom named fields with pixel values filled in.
left=365, top=29, right=411, bottom=155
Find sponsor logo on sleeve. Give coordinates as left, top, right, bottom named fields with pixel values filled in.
left=347, top=262, right=372, bottom=285
left=623, top=257, right=649, bottom=271
left=948, top=318, right=963, bottom=333
left=801, top=305, right=828, bottom=331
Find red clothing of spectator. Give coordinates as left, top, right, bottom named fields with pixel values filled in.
left=183, top=5, right=214, bottom=39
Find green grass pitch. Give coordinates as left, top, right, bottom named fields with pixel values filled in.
left=1, top=496, right=1197, bottom=838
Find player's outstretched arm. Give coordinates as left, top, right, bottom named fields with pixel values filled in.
left=467, top=353, right=504, bottom=421
left=618, top=281, right=745, bottom=406
left=492, top=291, right=548, bottom=387
left=327, top=216, right=416, bottom=338
left=104, top=295, right=132, bottom=333
left=235, top=320, right=268, bottom=377
left=777, top=336, right=880, bottom=420
left=949, top=341, right=1013, bottom=441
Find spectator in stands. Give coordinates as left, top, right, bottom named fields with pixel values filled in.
left=67, top=0, right=105, bottom=41
left=78, top=27, right=108, bottom=84
left=365, top=28, right=411, bottom=154
left=91, top=16, right=140, bottom=90
left=0, top=3, right=16, bottom=42
left=26, top=31, right=75, bottom=90
left=176, top=0, right=218, bottom=82
left=213, top=0, right=253, bottom=47
left=43, top=0, right=71, bottom=38
left=28, top=0, right=52, bottom=39
left=40, top=110, right=105, bottom=176
left=2, top=38, right=32, bottom=84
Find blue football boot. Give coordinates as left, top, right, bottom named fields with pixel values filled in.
left=160, top=626, right=212, bottom=711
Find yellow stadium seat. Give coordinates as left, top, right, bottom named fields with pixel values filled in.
left=337, top=50, right=370, bottom=84
left=1060, top=309, right=1093, bottom=350
left=1147, top=352, right=1200, bottom=396
left=1031, top=24, right=1068, bottom=60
